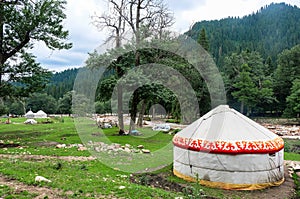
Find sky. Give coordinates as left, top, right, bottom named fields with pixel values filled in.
left=32, top=0, right=300, bottom=72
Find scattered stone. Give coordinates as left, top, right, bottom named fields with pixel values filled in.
left=35, top=176, right=51, bottom=183
left=133, top=149, right=140, bottom=153
left=55, top=144, right=66, bottom=149
left=124, top=148, right=131, bottom=153
left=118, top=186, right=126, bottom=190
left=107, top=145, right=115, bottom=150
left=137, top=145, right=144, bottom=149
left=141, top=149, right=150, bottom=153
left=125, top=144, right=131, bottom=148
left=78, top=146, right=87, bottom=151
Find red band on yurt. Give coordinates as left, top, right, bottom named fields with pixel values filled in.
left=172, top=135, right=284, bottom=154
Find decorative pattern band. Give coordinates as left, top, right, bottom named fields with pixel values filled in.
left=173, top=136, right=284, bottom=154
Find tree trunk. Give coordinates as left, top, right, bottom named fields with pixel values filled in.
left=117, top=84, right=124, bottom=130
left=129, top=92, right=139, bottom=133
left=152, top=106, right=155, bottom=119
left=240, top=101, right=244, bottom=114
left=137, top=100, right=147, bottom=127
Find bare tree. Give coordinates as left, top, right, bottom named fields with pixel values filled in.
left=121, top=0, right=174, bottom=132
left=93, top=0, right=174, bottom=132
left=92, top=0, right=126, bottom=47
left=92, top=0, right=126, bottom=131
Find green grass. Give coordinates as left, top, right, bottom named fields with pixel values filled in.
left=0, top=158, right=181, bottom=199
left=0, top=116, right=299, bottom=198
left=284, top=152, right=300, bottom=161
left=0, top=184, right=37, bottom=199
left=284, top=138, right=300, bottom=161
left=0, top=117, right=173, bottom=157
left=292, top=173, right=300, bottom=199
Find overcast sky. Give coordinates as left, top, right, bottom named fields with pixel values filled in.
left=33, top=0, right=300, bottom=72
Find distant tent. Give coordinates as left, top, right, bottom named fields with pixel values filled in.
left=25, top=110, right=47, bottom=118
left=24, top=119, right=37, bottom=124
left=35, top=110, right=47, bottom=118
left=173, top=105, right=284, bottom=190
left=25, top=110, right=35, bottom=118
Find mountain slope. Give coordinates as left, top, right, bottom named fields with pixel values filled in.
left=187, top=3, right=300, bottom=66
left=45, top=68, right=79, bottom=99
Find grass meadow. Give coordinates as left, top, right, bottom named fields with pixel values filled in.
left=0, top=116, right=299, bottom=198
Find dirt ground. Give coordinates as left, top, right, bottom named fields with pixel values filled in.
left=131, top=161, right=297, bottom=199
left=0, top=174, right=65, bottom=199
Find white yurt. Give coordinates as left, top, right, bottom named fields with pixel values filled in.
left=35, top=110, right=47, bottom=118
left=25, top=110, right=35, bottom=118
left=173, top=105, right=284, bottom=190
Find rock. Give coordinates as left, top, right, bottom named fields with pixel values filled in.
left=124, top=147, right=131, bottom=153
left=107, top=145, right=115, bottom=150
left=142, top=149, right=150, bottom=153
left=78, top=146, right=87, bottom=151
left=118, top=186, right=126, bottom=189
left=125, top=144, right=131, bottom=148
left=56, top=144, right=66, bottom=148
left=113, top=143, right=121, bottom=149
left=293, top=164, right=300, bottom=171
left=94, top=147, right=101, bottom=152
left=133, top=149, right=140, bottom=153
left=35, top=176, right=51, bottom=183
left=296, top=172, right=300, bottom=178
left=137, top=145, right=144, bottom=149
left=78, top=144, right=84, bottom=147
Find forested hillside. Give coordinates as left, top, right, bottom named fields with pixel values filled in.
left=45, top=68, right=79, bottom=99
left=187, top=3, right=300, bottom=66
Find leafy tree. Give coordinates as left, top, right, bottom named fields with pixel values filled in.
left=27, top=93, right=57, bottom=114
left=223, top=50, right=275, bottom=114
left=198, top=28, right=209, bottom=51
left=9, top=101, right=24, bottom=115
left=274, top=44, right=300, bottom=113
left=232, top=64, right=258, bottom=114
left=0, top=0, right=72, bottom=99
left=95, top=101, right=112, bottom=114
left=257, top=79, right=277, bottom=113
left=57, top=91, right=72, bottom=115
left=0, top=98, right=8, bottom=115
left=91, top=0, right=174, bottom=132
left=285, top=79, right=300, bottom=117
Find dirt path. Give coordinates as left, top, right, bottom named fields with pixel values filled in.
left=0, top=154, right=96, bottom=161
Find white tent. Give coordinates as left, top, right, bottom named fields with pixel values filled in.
left=34, top=110, right=47, bottom=118
left=173, top=105, right=284, bottom=190
left=25, top=110, right=35, bottom=118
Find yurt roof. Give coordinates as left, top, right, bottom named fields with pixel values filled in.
left=173, top=105, right=284, bottom=154
left=25, top=110, right=34, bottom=115
left=36, top=110, right=46, bottom=115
